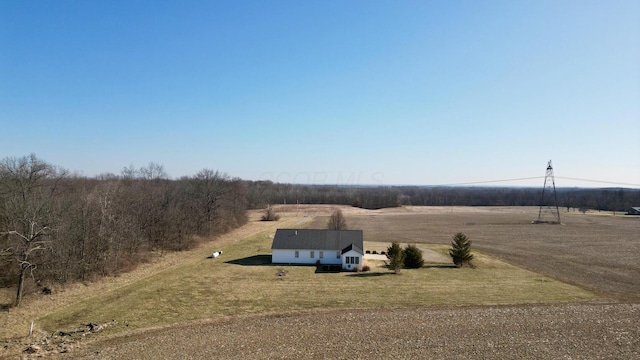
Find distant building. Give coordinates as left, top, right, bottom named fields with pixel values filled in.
left=271, top=229, right=364, bottom=270
left=626, top=207, right=640, bottom=215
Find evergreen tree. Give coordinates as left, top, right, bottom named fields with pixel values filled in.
left=403, top=244, right=424, bottom=268
left=387, top=242, right=405, bottom=273
left=449, top=233, right=474, bottom=267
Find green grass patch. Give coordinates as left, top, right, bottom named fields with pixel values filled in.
left=38, top=228, right=597, bottom=336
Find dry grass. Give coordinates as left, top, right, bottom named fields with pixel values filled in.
left=27, top=213, right=594, bottom=338
left=2, top=205, right=625, bottom=358
left=33, top=241, right=594, bottom=338
left=0, top=210, right=300, bottom=339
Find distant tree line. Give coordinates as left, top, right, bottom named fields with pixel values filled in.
left=247, top=182, right=402, bottom=209
left=246, top=181, right=640, bottom=212
left=1, top=155, right=247, bottom=306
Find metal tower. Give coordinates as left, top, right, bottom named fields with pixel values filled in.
left=534, top=160, right=561, bottom=224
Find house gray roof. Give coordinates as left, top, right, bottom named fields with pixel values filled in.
left=271, top=229, right=363, bottom=253
left=341, top=243, right=363, bottom=255
left=628, top=207, right=640, bottom=214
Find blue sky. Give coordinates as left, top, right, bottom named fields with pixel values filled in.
left=1, top=1, right=639, bottom=187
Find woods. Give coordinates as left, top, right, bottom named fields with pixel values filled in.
left=0, top=155, right=247, bottom=306
left=246, top=181, right=640, bottom=212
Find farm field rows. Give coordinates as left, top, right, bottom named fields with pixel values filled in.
left=70, top=303, right=640, bottom=359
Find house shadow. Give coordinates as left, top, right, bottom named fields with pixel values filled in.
left=225, top=255, right=274, bottom=266
left=348, top=272, right=394, bottom=278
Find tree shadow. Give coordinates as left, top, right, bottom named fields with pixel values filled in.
left=225, top=255, right=274, bottom=266
left=423, top=264, right=457, bottom=268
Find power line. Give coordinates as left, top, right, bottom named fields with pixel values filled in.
left=432, top=176, right=640, bottom=188
left=434, top=176, right=544, bottom=186
left=554, top=177, right=640, bottom=187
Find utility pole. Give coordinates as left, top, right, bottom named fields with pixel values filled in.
left=534, top=160, right=561, bottom=224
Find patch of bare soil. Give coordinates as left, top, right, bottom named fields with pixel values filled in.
left=67, top=304, right=640, bottom=359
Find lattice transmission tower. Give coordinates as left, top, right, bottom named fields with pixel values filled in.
left=534, top=160, right=561, bottom=224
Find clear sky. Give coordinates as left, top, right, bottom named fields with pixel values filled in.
left=1, top=1, right=639, bottom=187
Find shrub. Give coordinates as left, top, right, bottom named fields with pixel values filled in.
left=260, top=205, right=280, bottom=221
left=362, top=265, right=370, bottom=272
left=403, top=244, right=424, bottom=268
left=387, top=242, right=405, bottom=273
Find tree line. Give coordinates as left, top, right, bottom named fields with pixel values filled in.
left=1, top=155, right=247, bottom=306
left=246, top=181, right=640, bottom=212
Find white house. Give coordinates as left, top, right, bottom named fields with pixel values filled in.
left=627, top=207, right=640, bottom=215
left=271, top=229, right=364, bottom=271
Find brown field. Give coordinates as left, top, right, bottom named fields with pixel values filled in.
left=307, top=206, right=640, bottom=302
left=2, top=205, right=639, bottom=358
left=69, top=304, right=640, bottom=359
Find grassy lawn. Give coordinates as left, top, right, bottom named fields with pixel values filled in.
left=36, top=215, right=596, bottom=337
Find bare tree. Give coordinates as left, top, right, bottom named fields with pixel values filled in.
left=139, top=162, right=168, bottom=180
left=189, top=169, right=230, bottom=235
left=327, top=209, right=347, bottom=230
left=121, top=164, right=138, bottom=179
left=261, top=204, right=280, bottom=221
left=0, top=154, right=67, bottom=306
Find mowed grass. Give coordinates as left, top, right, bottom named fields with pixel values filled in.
left=36, top=213, right=596, bottom=337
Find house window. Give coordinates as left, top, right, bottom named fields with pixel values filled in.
left=295, top=251, right=299, bottom=258
left=319, top=251, right=323, bottom=259
left=355, top=257, right=359, bottom=265
left=345, top=257, right=350, bottom=264
left=310, top=251, right=315, bottom=259
left=336, top=252, right=341, bottom=259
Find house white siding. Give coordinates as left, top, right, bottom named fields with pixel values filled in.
left=341, top=249, right=363, bottom=271
left=271, top=229, right=364, bottom=270
left=272, top=249, right=341, bottom=265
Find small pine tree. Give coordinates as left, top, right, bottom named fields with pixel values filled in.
left=387, top=242, right=405, bottom=273
left=403, top=244, right=424, bottom=268
left=449, top=232, right=474, bottom=267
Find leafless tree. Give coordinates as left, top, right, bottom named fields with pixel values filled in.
left=261, top=204, right=280, bottom=221
left=327, top=209, right=347, bottom=230
left=138, top=162, right=168, bottom=181
left=0, top=155, right=254, bottom=304
left=187, top=169, right=231, bottom=235
left=0, top=154, right=67, bottom=306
